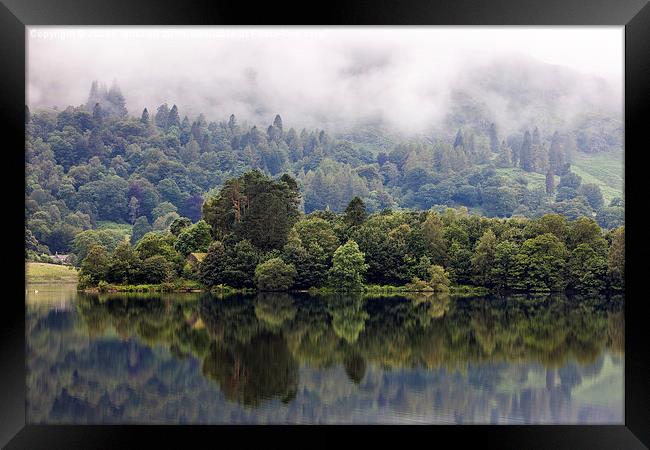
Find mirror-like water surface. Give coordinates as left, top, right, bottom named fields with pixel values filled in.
left=26, top=283, right=624, bottom=424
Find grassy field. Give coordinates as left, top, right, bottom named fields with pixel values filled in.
left=496, top=167, right=548, bottom=192
left=570, top=150, right=624, bottom=204
left=495, top=150, right=623, bottom=206
left=26, top=262, right=78, bottom=283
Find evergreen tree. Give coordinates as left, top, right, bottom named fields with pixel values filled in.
left=453, top=129, right=464, bottom=148
left=155, top=104, right=170, bottom=129
left=488, top=123, right=499, bottom=152
left=496, top=140, right=512, bottom=168
left=140, top=108, right=150, bottom=125
left=545, top=168, right=555, bottom=196
left=273, top=114, right=283, bottom=132
left=344, top=197, right=368, bottom=226
left=128, top=196, right=140, bottom=224
left=168, top=105, right=181, bottom=129
left=520, top=130, right=533, bottom=171
left=106, top=81, right=128, bottom=117
left=549, top=131, right=565, bottom=175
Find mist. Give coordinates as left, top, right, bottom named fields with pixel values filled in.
left=27, top=27, right=623, bottom=136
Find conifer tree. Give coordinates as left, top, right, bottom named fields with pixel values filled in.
left=488, top=122, right=499, bottom=152
left=168, top=105, right=181, bottom=129
left=520, top=130, right=533, bottom=171
left=140, top=108, right=150, bottom=124
left=155, top=104, right=170, bottom=129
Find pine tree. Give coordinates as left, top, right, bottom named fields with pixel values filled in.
left=488, top=123, right=499, bottom=152
left=168, top=105, right=181, bottom=129
left=228, top=114, right=237, bottom=131
left=453, top=129, right=464, bottom=148
left=344, top=197, right=367, bottom=226
left=496, top=140, right=511, bottom=167
left=273, top=114, right=283, bottom=132
left=545, top=168, right=555, bottom=196
left=92, top=103, right=104, bottom=124
left=520, top=130, right=533, bottom=171
left=155, top=104, right=170, bottom=129
left=106, top=81, right=128, bottom=117
left=140, top=108, right=150, bottom=124
left=549, top=131, right=565, bottom=175
left=128, top=197, right=140, bottom=224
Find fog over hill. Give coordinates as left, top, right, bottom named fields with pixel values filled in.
left=27, top=27, right=622, bottom=138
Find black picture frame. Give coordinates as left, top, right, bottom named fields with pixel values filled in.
left=2, top=0, right=648, bottom=447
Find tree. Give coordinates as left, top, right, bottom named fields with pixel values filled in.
left=141, top=255, right=173, bottom=284
left=106, top=82, right=127, bottom=117
left=519, top=130, right=533, bottom=171
left=559, top=172, right=582, bottom=190
left=169, top=217, right=192, bottom=236
left=596, top=206, right=624, bottom=229
left=567, top=243, right=607, bottom=294
left=128, top=196, right=140, bottom=224
left=607, top=226, right=624, bottom=290
left=167, top=105, right=181, bottom=129
left=578, top=183, right=604, bottom=210
left=174, top=220, right=212, bottom=256
left=199, top=241, right=227, bottom=287
left=106, top=241, right=142, bottom=284
left=515, top=233, right=568, bottom=291
left=221, top=239, right=260, bottom=288
left=291, top=217, right=340, bottom=257
left=254, top=258, right=296, bottom=291
left=202, top=170, right=300, bottom=251
left=549, top=131, right=565, bottom=175
left=282, top=230, right=330, bottom=289
left=344, top=196, right=368, bottom=226
left=471, top=229, right=497, bottom=286
left=421, top=211, right=447, bottom=264
left=427, top=265, right=451, bottom=292
left=140, top=108, right=150, bottom=125
left=491, top=240, right=519, bottom=291
left=80, top=244, right=109, bottom=285
left=155, top=104, right=169, bottom=129
left=545, top=168, right=555, bottom=196
left=131, top=216, right=152, bottom=245
left=488, top=123, right=499, bottom=152
left=328, top=240, right=368, bottom=291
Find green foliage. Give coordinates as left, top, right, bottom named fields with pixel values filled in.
left=515, top=234, right=568, bottom=292
left=174, top=220, right=212, bottom=256
left=254, top=258, right=297, bottom=291
left=80, top=245, right=109, bottom=285
left=344, top=197, right=368, bottom=226
left=607, top=227, right=624, bottom=290
left=567, top=244, right=607, bottom=294
left=328, top=240, right=368, bottom=291
left=202, top=170, right=300, bottom=251
left=427, top=265, right=451, bottom=293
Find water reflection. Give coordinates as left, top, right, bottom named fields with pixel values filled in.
left=26, top=286, right=624, bottom=424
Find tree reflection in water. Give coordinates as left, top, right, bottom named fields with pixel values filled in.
left=26, top=289, right=624, bottom=423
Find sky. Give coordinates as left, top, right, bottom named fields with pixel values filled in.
left=26, top=26, right=623, bottom=134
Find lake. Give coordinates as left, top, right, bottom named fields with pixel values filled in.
left=25, top=283, right=624, bottom=424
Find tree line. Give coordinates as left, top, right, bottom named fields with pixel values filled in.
left=77, top=169, right=624, bottom=295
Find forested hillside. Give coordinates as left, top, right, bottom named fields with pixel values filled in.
left=25, top=81, right=623, bottom=258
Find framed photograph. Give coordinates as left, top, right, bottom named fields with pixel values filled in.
left=2, top=0, right=648, bottom=447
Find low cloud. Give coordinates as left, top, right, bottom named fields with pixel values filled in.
left=27, top=27, right=623, bottom=136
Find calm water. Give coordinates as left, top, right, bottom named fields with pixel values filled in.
left=26, top=283, right=624, bottom=424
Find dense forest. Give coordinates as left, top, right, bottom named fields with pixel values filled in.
left=69, top=166, right=624, bottom=294
left=24, top=82, right=624, bottom=294
left=26, top=81, right=624, bottom=262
